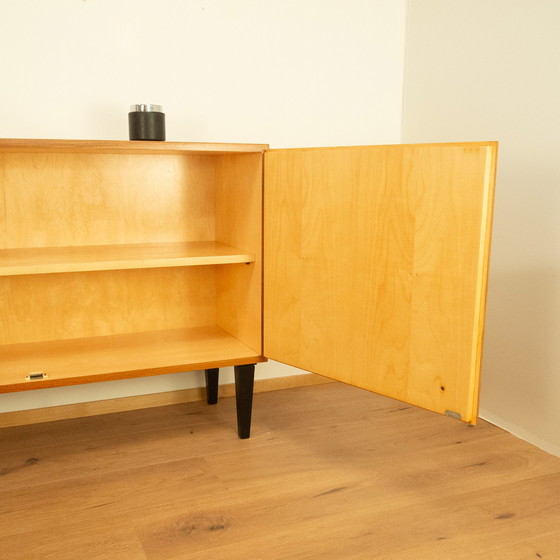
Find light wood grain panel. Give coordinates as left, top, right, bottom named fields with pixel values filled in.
left=265, top=145, right=414, bottom=397
left=406, top=144, right=497, bottom=421
left=0, top=326, right=264, bottom=392
left=0, top=138, right=268, bottom=155
left=264, top=142, right=497, bottom=423
left=0, top=241, right=255, bottom=276
left=0, top=139, right=265, bottom=396
left=0, top=152, right=216, bottom=249
left=215, top=154, right=263, bottom=353
left=262, top=150, right=304, bottom=365
left=0, top=267, right=216, bottom=345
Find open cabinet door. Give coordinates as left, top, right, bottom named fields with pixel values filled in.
left=264, top=142, right=497, bottom=423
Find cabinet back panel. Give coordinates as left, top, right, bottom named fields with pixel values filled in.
left=0, top=267, right=216, bottom=345
left=0, top=153, right=215, bottom=249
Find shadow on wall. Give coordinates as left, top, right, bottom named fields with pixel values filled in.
left=480, top=266, right=560, bottom=450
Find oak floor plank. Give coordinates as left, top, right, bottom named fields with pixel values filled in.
left=353, top=472, right=560, bottom=560
left=133, top=445, right=560, bottom=559
left=133, top=476, right=370, bottom=560
left=0, top=519, right=148, bottom=560
left=0, top=416, right=273, bottom=492
left=204, top=426, right=560, bottom=497
left=466, top=531, right=560, bottom=560
left=162, top=472, right=560, bottom=560
left=0, top=457, right=226, bottom=539
left=1, top=382, right=559, bottom=559
left=0, top=399, right=223, bottom=451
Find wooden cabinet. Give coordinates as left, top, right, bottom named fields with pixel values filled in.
left=0, top=139, right=497, bottom=437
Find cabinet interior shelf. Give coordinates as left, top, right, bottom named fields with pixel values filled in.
left=0, top=326, right=265, bottom=393
left=0, top=241, right=256, bottom=276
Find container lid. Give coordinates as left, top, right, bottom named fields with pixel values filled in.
left=129, top=104, right=163, bottom=113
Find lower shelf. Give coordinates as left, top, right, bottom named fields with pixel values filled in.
left=0, top=326, right=264, bottom=393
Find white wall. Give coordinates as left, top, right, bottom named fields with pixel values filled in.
left=0, top=0, right=407, bottom=412
left=403, top=0, right=560, bottom=456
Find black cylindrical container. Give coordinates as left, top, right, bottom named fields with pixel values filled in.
left=128, top=104, right=166, bottom=141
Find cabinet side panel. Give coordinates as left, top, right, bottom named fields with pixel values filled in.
left=0, top=152, right=215, bottom=249
left=264, top=143, right=496, bottom=423
left=215, top=154, right=263, bottom=354
left=0, top=268, right=216, bottom=345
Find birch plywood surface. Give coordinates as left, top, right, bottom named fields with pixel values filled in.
left=215, top=153, right=263, bottom=354
left=264, top=143, right=497, bottom=423
left=0, top=267, right=217, bottom=345
left=0, top=152, right=215, bottom=250
left=0, top=143, right=265, bottom=374
left=0, top=241, right=255, bottom=276
left=0, top=326, right=264, bottom=392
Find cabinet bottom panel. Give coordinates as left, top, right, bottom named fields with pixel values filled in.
left=0, top=326, right=265, bottom=393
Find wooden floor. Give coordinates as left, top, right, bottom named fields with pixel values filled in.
left=1, top=382, right=559, bottom=560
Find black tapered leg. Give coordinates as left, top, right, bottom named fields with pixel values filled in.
left=234, top=364, right=255, bottom=439
left=205, top=368, right=219, bottom=405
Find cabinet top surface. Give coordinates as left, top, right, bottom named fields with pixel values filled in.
left=0, top=139, right=498, bottom=156
left=0, top=138, right=269, bottom=155
left=266, top=140, right=498, bottom=153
